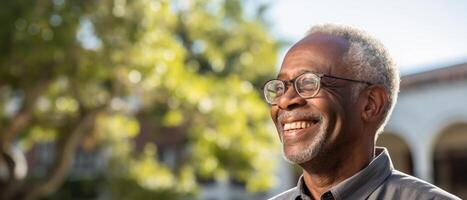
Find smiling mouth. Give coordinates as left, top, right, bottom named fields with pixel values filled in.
left=282, top=118, right=320, bottom=131
left=283, top=121, right=312, bottom=131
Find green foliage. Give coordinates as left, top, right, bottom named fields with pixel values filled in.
left=0, top=0, right=280, bottom=199
left=105, top=144, right=197, bottom=200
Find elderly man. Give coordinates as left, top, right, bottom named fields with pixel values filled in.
left=264, top=24, right=459, bottom=200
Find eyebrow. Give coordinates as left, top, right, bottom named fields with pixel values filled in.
left=277, top=68, right=319, bottom=79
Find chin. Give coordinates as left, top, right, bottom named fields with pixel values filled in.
left=282, top=118, right=328, bottom=164
left=283, top=143, right=320, bottom=164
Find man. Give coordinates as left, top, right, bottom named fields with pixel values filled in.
left=264, top=24, right=460, bottom=200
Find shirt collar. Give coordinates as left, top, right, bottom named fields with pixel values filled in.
left=296, top=175, right=311, bottom=200
left=294, top=147, right=393, bottom=200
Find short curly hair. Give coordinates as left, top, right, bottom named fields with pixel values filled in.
left=307, top=23, right=400, bottom=135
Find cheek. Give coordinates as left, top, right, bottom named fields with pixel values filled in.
left=343, top=105, right=362, bottom=133
left=311, top=97, right=340, bottom=115
left=270, top=106, right=277, bottom=121
left=270, top=108, right=283, bottom=141
left=270, top=106, right=280, bottom=127
left=324, top=97, right=358, bottom=145
left=312, top=97, right=346, bottom=131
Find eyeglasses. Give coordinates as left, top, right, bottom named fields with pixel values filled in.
left=263, top=72, right=372, bottom=105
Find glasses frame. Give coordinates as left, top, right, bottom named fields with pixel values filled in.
left=263, top=72, right=373, bottom=105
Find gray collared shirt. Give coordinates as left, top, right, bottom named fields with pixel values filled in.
left=268, top=148, right=460, bottom=200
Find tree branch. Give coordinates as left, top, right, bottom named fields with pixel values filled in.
left=20, top=107, right=104, bottom=200
left=0, top=73, right=51, bottom=199
left=1, top=75, right=50, bottom=150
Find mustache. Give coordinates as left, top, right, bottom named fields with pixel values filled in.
left=277, top=111, right=323, bottom=123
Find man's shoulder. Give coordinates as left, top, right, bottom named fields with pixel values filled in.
left=373, top=169, right=461, bottom=200
left=267, top=187, right=299, bottom=200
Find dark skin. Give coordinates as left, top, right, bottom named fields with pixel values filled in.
left=270, top=33, right=389, bottom=199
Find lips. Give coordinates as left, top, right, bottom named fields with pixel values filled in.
left=278, top=113, right=322, bottom=141
left=280, top=120, right=318, bottom=143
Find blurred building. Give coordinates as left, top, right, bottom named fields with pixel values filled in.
left=379, top=62, right=467, bottom=198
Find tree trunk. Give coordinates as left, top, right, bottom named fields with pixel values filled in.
left=1, top=76, right=49, bottom=149
left=20, top=108, right=104, bottom=200
left=0, top=76, right=50, bottom=199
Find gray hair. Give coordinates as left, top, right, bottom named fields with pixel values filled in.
left=307, top=23, right=400, bottom=136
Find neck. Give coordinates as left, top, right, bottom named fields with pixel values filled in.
left=300, top=144, right=374, bottom=199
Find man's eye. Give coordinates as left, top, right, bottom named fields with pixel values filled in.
left=299, top=80, right=317, bottom=90
left=301, top=84, right=315, bottom=90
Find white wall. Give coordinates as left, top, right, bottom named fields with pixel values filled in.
left=385, top=80, right=467, bottom=182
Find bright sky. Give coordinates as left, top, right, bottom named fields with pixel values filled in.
left=267, top=0, right=467, bottom=75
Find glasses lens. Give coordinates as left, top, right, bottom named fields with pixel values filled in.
left=264, top=80, right=285, bottom=104
left=296, top=73, right=320, bottom=98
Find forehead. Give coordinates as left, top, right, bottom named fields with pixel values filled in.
left=278, top=33, right=350, bottom=79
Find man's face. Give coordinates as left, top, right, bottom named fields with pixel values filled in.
left=271, top=33, right=359, bottom=164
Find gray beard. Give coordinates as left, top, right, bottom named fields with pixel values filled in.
left=281, top=117, right=328, bottom=164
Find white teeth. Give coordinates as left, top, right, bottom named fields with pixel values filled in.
left=283, top=121, right=312, bottom=131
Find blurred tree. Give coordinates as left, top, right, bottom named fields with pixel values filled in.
left=0, top=0, right=279, bottom=199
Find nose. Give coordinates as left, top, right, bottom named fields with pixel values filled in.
left=276, top=85, right=307, bottom=110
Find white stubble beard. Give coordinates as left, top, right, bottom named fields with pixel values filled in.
left=281, top=117, right=328, bottom=164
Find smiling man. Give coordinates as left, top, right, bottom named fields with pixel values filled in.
left=265, top=24, right=459, bottom=200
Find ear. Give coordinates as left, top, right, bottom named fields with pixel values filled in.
left=360, top=85, right=389, bottom=123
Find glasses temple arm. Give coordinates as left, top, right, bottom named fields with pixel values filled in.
left=323, top=74, right=373, bottom=85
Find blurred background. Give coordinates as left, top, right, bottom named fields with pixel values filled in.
left=0, top=0, right=466, bottom=200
